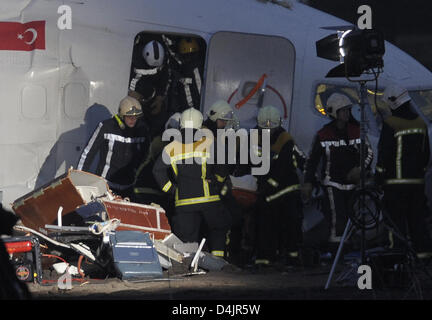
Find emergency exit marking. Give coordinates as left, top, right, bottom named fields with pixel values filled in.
left=357, top=5, right=372, bottom=30
left=357, top=265, right=372, bottom=289
left=57, top=5, right=72, bottom=30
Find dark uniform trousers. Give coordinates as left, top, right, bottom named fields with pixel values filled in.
left=255, top=192, right=303, bottom=262
left=383, top=184, right=430, bottom=251
left=253, top=128, right=305, bottom=263
left=173, top=202, right=231, bottom=255
left=321, top=187, right=355, bottom=242
left=376, top=110, right=431, bottom=252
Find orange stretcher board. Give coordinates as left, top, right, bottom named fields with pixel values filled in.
left=12, top=169, right=110, bottom=234
left=12, top=169, right=172, bottom=240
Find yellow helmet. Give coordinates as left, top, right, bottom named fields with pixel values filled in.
left=178, top=38, right=199, bottom=54
left=118, top=96, right=143, bottom=118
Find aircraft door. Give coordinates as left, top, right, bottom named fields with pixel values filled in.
left=203, top=32, right=295, bottom=130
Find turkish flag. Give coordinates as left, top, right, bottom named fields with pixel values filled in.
left=0, top=21, right=45, bottom=51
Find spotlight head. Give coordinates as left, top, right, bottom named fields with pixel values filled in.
left=316, top=33, right=340, bottom=62
left=316, top=28, right=385, bottom=78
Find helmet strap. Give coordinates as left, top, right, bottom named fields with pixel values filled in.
left=114, top=114, right=125, bottom=130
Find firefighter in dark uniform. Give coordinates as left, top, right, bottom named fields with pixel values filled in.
left=77, top=96, right=150, bottom=198
left=129, top=39, right=171, bottom=139
left=202, top=100, right=244, bottom=263
left=302, top=93, right=373, bottom=249
left=153, top=108, right=232, bottom=258
left=169, top=38, right=204, bottom=113
left=202, top=100, right=239, bottom=177
left=132, top=113, right=181, bottom=225
left=253, top=105, right=305, bottom=267
left=376, top=85, right=432, bottom=256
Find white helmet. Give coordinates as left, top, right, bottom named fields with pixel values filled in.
left=257, top=105, right=281, bottom=129
left=180, top=108, right=203, bottom=129
left=382, top=85, right=411, bottom=110
left=165, top=112, right=182, bottom=130
left=142, top=40, right=165, bottom=67
left=207, top=100, right=235, bottom=122
left=326, top=93, right=352, bottom=118
left=118, top=96, right=142, bottom=118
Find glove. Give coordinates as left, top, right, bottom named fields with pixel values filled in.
left=346, top=166, right=361, bottom=184
left=300, top=182, right=313, bottom=203
left=219, top=178, right=233, bottom=197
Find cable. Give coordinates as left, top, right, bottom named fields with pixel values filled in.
left=77, top=255, right=86, bottom=279
left=41, top=254, right=93, bottom=286
left=42, top=253, right=69, bottom=265
left=372, top=68, right=385, bottom=122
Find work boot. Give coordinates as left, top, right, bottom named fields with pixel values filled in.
left=286, top=251, right=300, bottom=264
left=300, top=247, right=321, bottom=268
left=252, top=259, right=276, bottom=273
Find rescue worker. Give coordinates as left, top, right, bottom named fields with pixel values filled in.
left=302, top=93, right=373, bottom=249
left=131, top=77, right=171, bottom=140
left=203, top=100, right=239, bottom=174
left=202, top=100, right=245, bottom=264
left=132, top=113, right=181, bottom=224
left=129, top=39, right=171, bottom=138
left=152, top=108, right=232, bottom=258
left=376, top=85, right=432, bottom=256
left=77, top=96, right=150, bottom=198
left=169, top=37, right=204, bottom=113
left=253, top=105, right=305, bottom=267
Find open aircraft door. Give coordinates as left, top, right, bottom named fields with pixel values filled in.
left=203, top=32, right=296, bottom=130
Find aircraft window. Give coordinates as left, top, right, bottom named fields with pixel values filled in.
left=21, top=85, right=47, bottom=119
left=314, top=83, right=388, bottom=120
left=64, top=83, right=88, bottom=120
left=205, top=32, right=295, bottom=130
left=410, top=90, right=432, bottom=121
left=128, top=32, right=206, bottom=137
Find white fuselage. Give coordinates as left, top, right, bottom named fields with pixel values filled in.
left=0, top=0, right=431, bottom=208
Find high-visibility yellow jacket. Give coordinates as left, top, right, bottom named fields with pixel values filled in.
left=376, top=114, right=429, bottom=185
left=153, top=132, right=225, bottom=209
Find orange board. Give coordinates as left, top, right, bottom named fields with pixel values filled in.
left=101, top=200, right=171, bottom=241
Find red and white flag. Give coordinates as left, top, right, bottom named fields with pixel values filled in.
left=0, top=21, right=45, bottom=51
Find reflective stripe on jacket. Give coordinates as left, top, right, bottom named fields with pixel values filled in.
left=377, top=115, right=429, bottom=185
left=153, top=133, right=224, bottom=208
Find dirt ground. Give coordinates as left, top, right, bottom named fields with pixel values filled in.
left=26, top=261, right=432, bottom=301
